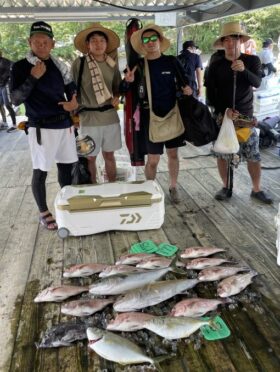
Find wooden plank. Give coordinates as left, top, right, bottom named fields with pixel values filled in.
left=0, top=186, right=38, bottom=372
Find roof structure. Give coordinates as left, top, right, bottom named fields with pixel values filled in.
left=1, top=0, right=280, bottom=24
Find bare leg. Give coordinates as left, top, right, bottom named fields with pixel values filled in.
left=247, top=161, right=261, bottom=192
left=217, top=158, right=228, bottom=187
left=166, top=147, right=179, bottom=188
left=102, top=151, right=117, bottom=182
left=87, top=156, right=97, bottom=184
left=145, top=154, right=160, bottom=180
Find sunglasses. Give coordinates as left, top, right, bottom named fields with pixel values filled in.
left=142, top=35, right=159, bottom=44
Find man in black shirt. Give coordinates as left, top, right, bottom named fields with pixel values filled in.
left=10, top=21, right=79, bottom=230
left=121, top=24, right=192, bottom=203
left=206, top=21, right=272, bottom=204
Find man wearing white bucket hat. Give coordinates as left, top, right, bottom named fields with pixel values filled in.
left=72, top=23, right=122, bottom=183
left=120, top=24, right=192, bottom=204
left=206, top=21, right=273, bottom=204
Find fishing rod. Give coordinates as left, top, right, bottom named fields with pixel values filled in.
left=226, top=35, right=239, bottom=195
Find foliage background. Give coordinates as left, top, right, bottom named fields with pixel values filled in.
left=0, top=5, right=279, bottom=62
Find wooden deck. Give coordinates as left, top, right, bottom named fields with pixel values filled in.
left=0, top=123, right=280, bottom=372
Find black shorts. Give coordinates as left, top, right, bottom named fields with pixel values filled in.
left=142, top=110, right=186, bottom=155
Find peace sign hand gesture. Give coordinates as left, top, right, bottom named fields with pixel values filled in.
left=124, top=65, right=137, bottom=83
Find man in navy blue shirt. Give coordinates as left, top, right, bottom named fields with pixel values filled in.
left=10, top=21, right=79, bottom=230
left=177, top=40, right=203, bottom=98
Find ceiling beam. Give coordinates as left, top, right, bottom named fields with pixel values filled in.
left=230, top=0, right=251, bottom=10
left=0, top=5, right=181, bottom=14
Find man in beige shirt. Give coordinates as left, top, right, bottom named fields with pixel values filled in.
left=72, top=23, right=122, bottom=183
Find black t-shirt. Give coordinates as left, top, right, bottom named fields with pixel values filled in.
left=147, top=55, right=178, bottom=117
left=206, top=53, right=262, bottom=117
left=11, top=57, right=76, bottom=128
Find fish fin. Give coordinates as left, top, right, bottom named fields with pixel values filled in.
left=169, top=254, right=187, bottom=275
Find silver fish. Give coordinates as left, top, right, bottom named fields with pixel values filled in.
left=144, top=316, right=215, bottom=340
left=34, top=285, right=88, bottom=302
left=36, top=322, right=86, bottom=348
left=113, top=278, right=199, bottom=312
left=63, top=263, right=108, bottom=278
left=136, top=256, right=184, bottom=269
left=170, top=298, right=231, bottom=317
left=99, top=264, right=144, bottom=278
left=186, top=257, right=233, bottom=270
left=107, top=312, right=155, bottom=332
left=115, top=253, right=158, bottom=265
left=198, top=266, right=250, bottom=282
left=87, top=327, right=157, bottom=366
left=180, top=247, right=225, bottom=259
left=61, top=298, right=114, bottom=317
left=217, top=271, right=258, bottom=297
left=89, top=266, right=179, bottom=296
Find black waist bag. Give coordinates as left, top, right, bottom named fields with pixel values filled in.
left=178, top=95, right=219, bottom=146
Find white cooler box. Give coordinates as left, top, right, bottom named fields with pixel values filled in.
left=254, top=89, right=280, bottom=114
left=55, top=180, right=165, bottom=238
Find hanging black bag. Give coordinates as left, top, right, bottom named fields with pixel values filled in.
left=173, top=59, right=219, bottom=146
left=178, top=95, right=219, bottom=146
left=72, top=157, right=91, bottom=185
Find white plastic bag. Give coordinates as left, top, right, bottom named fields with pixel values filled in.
left=213, top=109, right=240, bottom=154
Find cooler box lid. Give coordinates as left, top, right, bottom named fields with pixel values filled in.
left=56, top=180, right=163, bottom=211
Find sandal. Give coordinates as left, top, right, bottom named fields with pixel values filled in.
left=39, top=212, right=58, bottom=231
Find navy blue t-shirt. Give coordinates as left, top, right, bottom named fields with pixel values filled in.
left=177, top=50, right=203, bottom=92
left=147, top=55, right=177, bottom=117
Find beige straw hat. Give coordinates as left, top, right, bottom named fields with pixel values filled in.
left=130, top=24, right=170, bottom=55
left=213, top=21, right=250, bottom=49
left=74, top=23, right=120, bottom=54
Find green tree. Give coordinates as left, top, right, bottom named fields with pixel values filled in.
left=0, top=5, right=279, bottom=61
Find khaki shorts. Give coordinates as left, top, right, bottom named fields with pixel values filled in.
left=80, top=123, right=122, bottom=156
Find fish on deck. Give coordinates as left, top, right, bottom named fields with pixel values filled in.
left=113, top=278, right=199, bottom=312
left=217, top=271, right=258, bottom=297
left=34, top=285, right=88, bottom=302
left=180, top=247, right=225, bottom=259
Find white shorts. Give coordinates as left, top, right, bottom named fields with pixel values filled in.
left=80, top=123, right=122, bottom=157
left=28, top=127, right=78, bottom=172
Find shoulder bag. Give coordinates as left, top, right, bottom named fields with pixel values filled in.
left=144, top=58, right=185, bottom=143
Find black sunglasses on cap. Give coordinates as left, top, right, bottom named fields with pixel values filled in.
left=142, top=35, right=159, bottom=44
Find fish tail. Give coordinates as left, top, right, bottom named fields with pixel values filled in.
left=169, top=266, right=187, bottom=275
left=208, top=317, right=220, bottom=331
